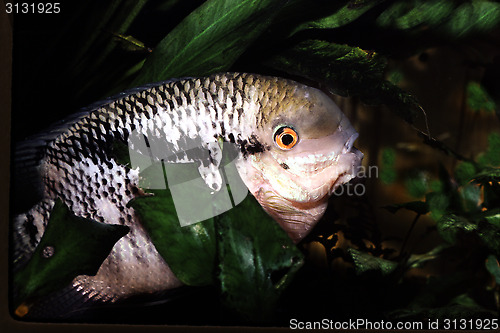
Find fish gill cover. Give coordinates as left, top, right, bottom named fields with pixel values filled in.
left=10, top=0, right=500, bottom=326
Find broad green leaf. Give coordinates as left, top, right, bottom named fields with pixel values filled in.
left=111, top=140, right=133, bottom=167
left=436, top=214, right=476, bottom=244
left=442, top=1, right=500, bottom=38
left=430, top=179, right=444, bottom=192
left=426, top=189, right=450, bottom=221
left=405, top=172, right=429, bottom=198
left=376, top=0, right=454, bottom=31
left=437, top=213, right=500, bottom=256
left=14, top=200, right=129, bottom=306
left=132, top=0, right=287, bottom=85
left=485, top=255, right=500, bottom=284
left=267, top=39, right=420, bottom=123
left=292, top=0, right=383, bottom=34
left=348, top=248, right=398, bottom=276
left=467, top=82, right=496, bottom=113
left=130, top=156, right=305, bottom=322
left=376, top=0, right=500, bottom=38
left=454, top=161, right=477, bottom=185
left=217, top=195, right=304, bottom=321
left=130, top=163, right=217, bottom=286
left=484, top=211, right=500, bottom=228
left=478, top=132, right=500, bottom=167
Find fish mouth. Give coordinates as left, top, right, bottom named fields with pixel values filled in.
left=275, top=132, right=359, bottom=176
left=260, top=144, right=362, bottom=242
left=268, top=132, right=362, bottom=203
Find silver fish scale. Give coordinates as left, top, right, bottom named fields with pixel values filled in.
left=14, top=72, right=291, bottom=304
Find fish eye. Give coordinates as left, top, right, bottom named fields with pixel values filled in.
left=273, top=126, right=299, bottom=150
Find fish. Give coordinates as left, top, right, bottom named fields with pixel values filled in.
left=12, top=72, right=363, bottom=313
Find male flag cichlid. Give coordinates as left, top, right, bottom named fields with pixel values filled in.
left=12, top=73, right=363, bottom=314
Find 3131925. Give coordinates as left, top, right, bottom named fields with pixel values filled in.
left=5, top=2, right=60, bottom=14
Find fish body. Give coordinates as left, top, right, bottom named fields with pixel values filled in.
left=13, top=73, right=362, bottom=309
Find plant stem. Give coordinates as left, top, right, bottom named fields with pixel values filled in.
left=400, top=213, right=421, bottom=259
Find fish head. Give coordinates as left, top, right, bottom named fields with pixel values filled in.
left=238, top=83, right=363, bottom=242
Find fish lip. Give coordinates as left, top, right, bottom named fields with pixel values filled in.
left=277, top=147, right=363, bottom=204
left=277, top=153, right=337, bottom=175
left=274, top=132, right=360, bottom=175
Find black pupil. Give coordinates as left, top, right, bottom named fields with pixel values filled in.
left=281, top=133, right=294, bottom=146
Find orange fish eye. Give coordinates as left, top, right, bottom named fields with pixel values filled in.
left=274, top=126, right=299, bottom=150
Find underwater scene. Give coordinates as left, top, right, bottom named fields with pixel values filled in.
left=6, top=0, right=500, bottom=330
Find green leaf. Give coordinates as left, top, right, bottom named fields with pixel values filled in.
left=430, top=179, right=444, bottom=192
left=477, top=219, right=500, bottom=258
left=348, top=248, right=398, bottom=276
left=459, top=183, right=482, bottom=213
left=110, top=140, right=133, bottom=167
left=376, top=0, right=455, bottom=31
left=14, top=200, right=129, bottom=305
left=485, top=255, right=500, bottom=285
left=405, top=172, right=429, bottom=198
left=132, top=0, right=287, bottom=85
left=129, top=164, right=217, bottom=286
left=376, top=0, right=500, bottom=38
left=467, top=82, right=497, bottom=113
left=442, top=1, right=500, bottom=38
left=455, top=161, right=477, bottom=185
left=426, top=191, right=450, bottom=220
left=292, top=0, right=382, bottom=33
left=473, top=167, right=500, bottom=184
left=216, top=194, right=304, bottom=321
left=484, top=211, right=500, bottom=228
left=407, top=244, right=449, bottom=269
left=380, top=148, right=397, bottom=184
left=130, top=159, right=305, bottom=320
left=267, top=39, right=421, bottom=123
left=436, top=214, right=476, bottom=244
left=478, top=132, right=500, bottom=167
left=437, top=212, right=500, bottom=256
